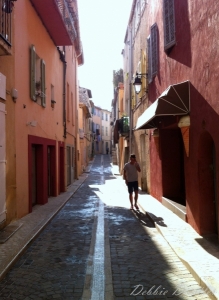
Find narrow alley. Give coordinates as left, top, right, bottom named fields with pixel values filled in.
left=0, top=155, right=213, bottom=299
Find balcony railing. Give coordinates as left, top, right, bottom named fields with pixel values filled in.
left=0, top=0, right=12, bottom=46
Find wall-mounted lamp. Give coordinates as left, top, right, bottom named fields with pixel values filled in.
left=133, top=72, right=148, bottom=94
left=11, top=88, right=18, bottom=103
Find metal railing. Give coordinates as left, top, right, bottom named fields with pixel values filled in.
left=0, top=0, right=12, bottom=46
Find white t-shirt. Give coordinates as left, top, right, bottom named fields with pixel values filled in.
left=123, top=162, right=139, bottom=182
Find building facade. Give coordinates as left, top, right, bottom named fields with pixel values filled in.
left=0, top=0, right=83, bottom=228
left=79, top=87, right=92, bottom=173
left=101, top=109, right=111, bottom=155
left=122, top=0, right=219, bottom=238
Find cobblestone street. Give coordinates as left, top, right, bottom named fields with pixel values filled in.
left=0, top=155, right=212, bottom=299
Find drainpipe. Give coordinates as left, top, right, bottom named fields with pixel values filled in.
left=57, top=46, right=67, bottom=138
left=63, top=47, right=67, bottom=139
left=129, top=25, right=133, bottom=157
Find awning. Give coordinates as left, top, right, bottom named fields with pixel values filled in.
left=136, top=81, right=190, bottom=130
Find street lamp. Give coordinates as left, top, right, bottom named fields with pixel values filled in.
left=133, top=72, right=148, bottom=94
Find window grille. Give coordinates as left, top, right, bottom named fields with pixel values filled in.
left=147, top=23, right=158, bottom=83
left=163, top=0, right=176, bottom=51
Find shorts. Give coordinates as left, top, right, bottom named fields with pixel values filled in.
left=127, top=181, right=138, bottom=194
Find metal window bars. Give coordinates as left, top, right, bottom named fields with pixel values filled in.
left=0, top=0, right=13, bottom=46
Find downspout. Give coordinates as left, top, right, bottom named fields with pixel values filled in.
left=129, top=24, right=133, bottom=157
left=57, top=46, right=67, bottom=138
left=63, top=46, right=67, bottom=139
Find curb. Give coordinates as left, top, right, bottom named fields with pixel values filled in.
left=0, top=175, right=88, bottom=281
left=138, top=202, right=218, bottom=300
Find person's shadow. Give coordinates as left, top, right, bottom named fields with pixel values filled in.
left=133, top=209, right=167, bottom=228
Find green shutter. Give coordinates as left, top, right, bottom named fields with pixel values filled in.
left=30, top=45, right=36, bottom=101
left=41, top=59, right=46, bottom=107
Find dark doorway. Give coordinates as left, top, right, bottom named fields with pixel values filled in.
left=161, top=128, right=186, bottom=206
left=47, top=147, right=52, bottom=196
left=59, top=142, right=65, bottom=193
left=66, top=146, right=71, bottom=186
left=31, top=145, right=37, bottom=206
left=198, top=132, right=218, bottom=235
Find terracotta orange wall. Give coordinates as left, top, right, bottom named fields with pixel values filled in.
left=14, top=1, right=65, bottom=217
left=65, top=46, right=78, bottom=146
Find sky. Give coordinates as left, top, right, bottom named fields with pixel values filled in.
left=77, top=0, right=133, bottom=111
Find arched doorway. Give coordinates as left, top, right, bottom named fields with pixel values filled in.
left=198, top=131, right=218, bottom=235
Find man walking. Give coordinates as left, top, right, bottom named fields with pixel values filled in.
left=123, top=154, right=141, bottom=210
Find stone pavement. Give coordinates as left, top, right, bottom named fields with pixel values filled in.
left=112, top=165, right=219, bottom=300
left=0, top=173, right=89, bottom=281
left=0, top=157, right=218, bottom=299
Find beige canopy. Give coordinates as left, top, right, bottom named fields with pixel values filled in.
left=136, top=81, right=190, bottom=130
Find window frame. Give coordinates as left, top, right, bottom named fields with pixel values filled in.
left=30, top=45, right=46, bottom=107
left=163, top=0, right=176, bottom=51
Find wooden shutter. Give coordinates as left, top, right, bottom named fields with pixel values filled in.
left=151, top=23, right=158, bottom=77
left=147, top=36, right=152, bottom=83
left=30, top=45, right=36, bottom=101
left=163, top=0, right=176, bottom=51
left=41, top=59, right=46, bottom=107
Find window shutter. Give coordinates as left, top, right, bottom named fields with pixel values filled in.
left=151, top=23, right=158, bottom=77
left=41, top=59, right=46, bottom=107
left=163, top=0, right=176, bottom=51
left=147, top=36, right=152, bottom=83
left=30, top=45, right=36, bottom=101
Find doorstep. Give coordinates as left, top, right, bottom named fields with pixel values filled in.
left=162, top=196, right=187, bottom=222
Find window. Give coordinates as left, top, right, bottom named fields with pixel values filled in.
left=147, top=23, right=158, bottom=82
left=0, top=0, right=13, bottom=48
left=106, top=127, right=108, bottom=136
left=147, top=37, right=152, bottom=83
left=102, top=126, right=104, bottom=135
left=106, top=114, right=108, bottom=121
left=30, top=45, right=46, bottom=107
left=163, top=0, right=176, bottom=51
left=102, top=112, right=104, bottom=120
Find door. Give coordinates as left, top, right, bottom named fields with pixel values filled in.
left=0, top=103, right=6, bottom=224
left=66, top=146, right=71, bottom=186
left=198, top=131, right=217, bottom=235
left=32, top=146, right=37, bottom=205
left=48, top=147, right=52, bottom=196
left=212, top=144, right=218, bottom=234
left=140, top=134, right=147, bottom=191
left=71, top=147, right=75, bottom=181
